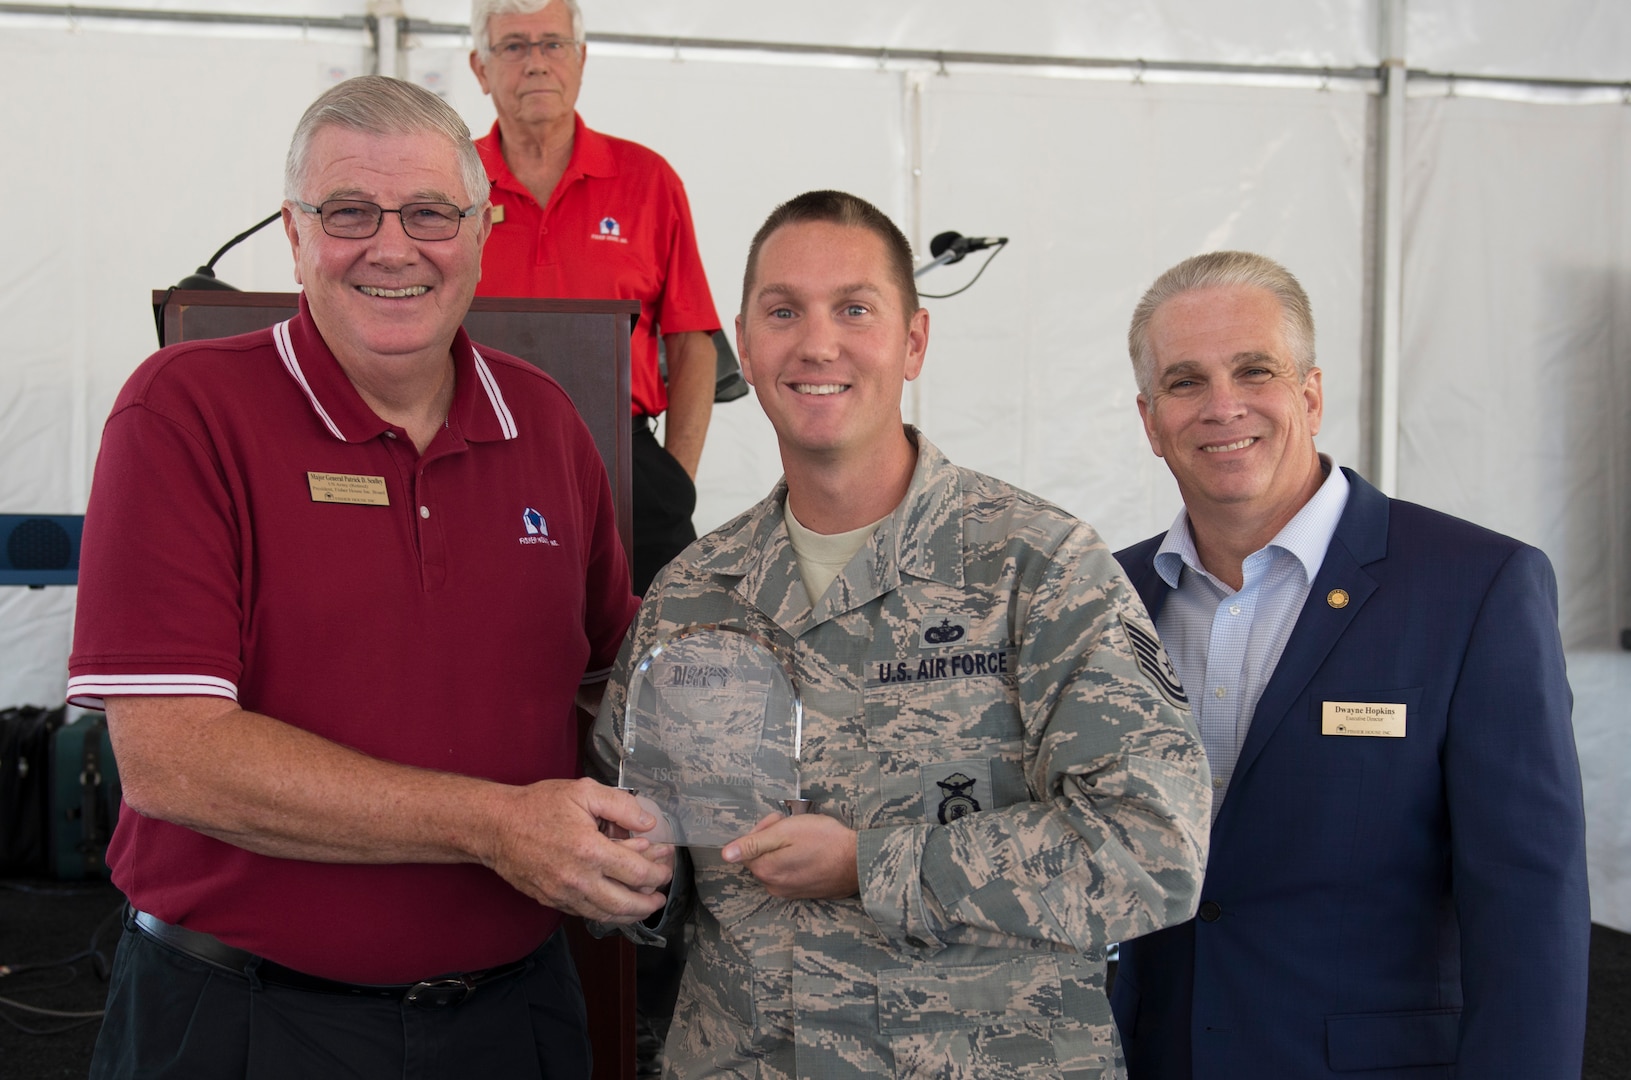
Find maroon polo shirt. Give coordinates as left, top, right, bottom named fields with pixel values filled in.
left=69, top=296, right=638, bottom=982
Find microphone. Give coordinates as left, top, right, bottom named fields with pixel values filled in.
left=929, top=231, right=1008, bottom=265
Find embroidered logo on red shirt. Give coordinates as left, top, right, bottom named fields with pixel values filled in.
left=591, top=216, right=629, bottom=244
left=519, top=506, right=560, bottom=546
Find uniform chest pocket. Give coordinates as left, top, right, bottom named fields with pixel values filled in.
left=862, top=646, right=1021, bottom=746
left=861, top=662, right=1027, bottom=826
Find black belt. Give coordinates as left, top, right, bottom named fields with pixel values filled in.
left=130, top=908, right=530, bottom=1008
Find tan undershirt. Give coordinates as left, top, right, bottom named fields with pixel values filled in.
left=784, top=500, right=889, bottom=603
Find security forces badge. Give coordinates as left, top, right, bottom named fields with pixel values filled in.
left=936, top=772, right=981, bottom=822
left=922, top=760, right=992, bottom=824
left=1119, top=614, right=1188, bottom=710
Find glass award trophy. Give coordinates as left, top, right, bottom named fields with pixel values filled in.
left=615, top=624, right=808, bottom=847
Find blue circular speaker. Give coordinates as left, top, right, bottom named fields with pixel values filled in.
left=7, top=517, right=73, bottom=571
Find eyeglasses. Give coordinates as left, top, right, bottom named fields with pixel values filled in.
left=490, top=36, right=582, bottom=64
left=293, top=199, right=480, bottom=241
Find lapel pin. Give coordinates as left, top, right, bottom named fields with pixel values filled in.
left=1327, top=589, right=1350, bottom=609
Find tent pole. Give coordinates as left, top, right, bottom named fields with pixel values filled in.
left=368, top=2, right=405, bottom=79
left=1370, top=0, right=1406, bottom=495
left=904, top=69, right=927, bottom=430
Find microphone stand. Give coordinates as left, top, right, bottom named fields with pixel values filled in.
left=914, top=232, right=1010, bottom=299
left=914, top=249, right=962, bottom=279
left=153, top=210, right=283, bottom=347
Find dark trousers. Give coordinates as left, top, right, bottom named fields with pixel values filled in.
left=91, top=914, right=591, bottom=1080
left=631, top=422, right=697, bottom=596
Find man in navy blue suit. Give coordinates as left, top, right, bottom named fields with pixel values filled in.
left=1109, top=250, right=1589, bottom=1078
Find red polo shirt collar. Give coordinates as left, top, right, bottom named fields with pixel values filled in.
left=478, top=113, right=615, bottom=210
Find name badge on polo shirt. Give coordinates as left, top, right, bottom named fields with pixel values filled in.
left=491, top=204, right=505, bottom=224
left=307, top=472, right=390, bottom=507
left=1322, top=701, right=1406, bottom=738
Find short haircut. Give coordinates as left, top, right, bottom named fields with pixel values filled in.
left=284, top=75, right=490, bottom=210
left=471, top=0, right=583, bottom=57
left=1127, top=250, right=1317, bottom=398
left=741, top=190, right=919, bottom=322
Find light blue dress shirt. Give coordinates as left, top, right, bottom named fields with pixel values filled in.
left=1153, top=459, right=1350, bottom=822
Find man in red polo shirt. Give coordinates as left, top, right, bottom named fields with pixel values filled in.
left=68, top=76, right=668, bottom=1079
left=469, top=0, right=721, bottom=595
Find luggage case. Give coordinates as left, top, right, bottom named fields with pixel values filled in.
left=0, top=704, right=66, bottom=875
left=50, top=714, right=121, bottom=879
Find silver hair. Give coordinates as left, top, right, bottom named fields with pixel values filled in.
left=284, top=75, right=490, bottom=209
left=471, top=0, right=584, bottom=57
left=1127, top=250, right=1317, bottom=399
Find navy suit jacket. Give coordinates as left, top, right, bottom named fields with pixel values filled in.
left=1110, top=469, right=1588, bottom=1079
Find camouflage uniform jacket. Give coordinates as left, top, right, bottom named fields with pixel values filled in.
left=592, top=433, right=1209, bottom=1079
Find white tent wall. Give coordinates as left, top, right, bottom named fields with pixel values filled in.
left=909, top=75, right=1366, bottom=546
left=1408, top=1, right=1631, bottom=81
left=0, top=1, right=1627, bottom=927
left=0, top=20, right=369, bottom=707
left=1398, top=94, right=1631, bottom=931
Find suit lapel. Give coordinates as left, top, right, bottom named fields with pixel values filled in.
left=1225, top=470, right=1391, bottom=798
left=1119, top=537, right=1172, bottom=621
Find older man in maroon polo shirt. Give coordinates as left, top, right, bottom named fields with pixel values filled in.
left=68, top=75, right=668, bottom=1079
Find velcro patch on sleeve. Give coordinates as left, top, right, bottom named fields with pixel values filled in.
left=1119, top=615, right=1188, bottom=710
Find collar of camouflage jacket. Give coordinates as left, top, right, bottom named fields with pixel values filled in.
left=690, top=429, right=968, bottom=631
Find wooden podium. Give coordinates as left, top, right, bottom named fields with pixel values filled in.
left=156, top=289, right=644, bottom=1080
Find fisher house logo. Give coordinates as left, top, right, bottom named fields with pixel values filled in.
left=593, top=216, right=629, bottom=244
left=520, top=507, right=559, bottom=546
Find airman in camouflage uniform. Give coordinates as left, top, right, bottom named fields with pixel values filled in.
left=590, top=191, right=1210, bottom=1079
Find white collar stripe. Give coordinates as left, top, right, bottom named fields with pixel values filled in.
left=273, top=319, right=347, bottom=442
left=472, top=348, right=519, bottom=440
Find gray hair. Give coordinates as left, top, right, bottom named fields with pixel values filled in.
left=1127, top=250, right=1316, bottom=398
left=471, top=0, right=583, bottom=57
left=284, top=75, right=490, bottom=209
